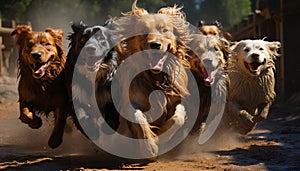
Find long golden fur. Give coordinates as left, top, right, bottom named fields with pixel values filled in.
left=224, top=39, right=281, bottom=134
left=157, top=5, right=186, bottom=20
left=198, top=20, right=232, bottom=40
left=110, top=1, right=191, bottom=157
left=11, top=25, right=68, bottom=148
left=188, top=34, right=230, bottom=134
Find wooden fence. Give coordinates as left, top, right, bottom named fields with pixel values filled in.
left=0, top=19, right=31, bottom=76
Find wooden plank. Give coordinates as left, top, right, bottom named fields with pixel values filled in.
left=0, top=27, right=14, bottom=35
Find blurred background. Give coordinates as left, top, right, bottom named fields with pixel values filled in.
left=0, top=0, right=299, bottom=101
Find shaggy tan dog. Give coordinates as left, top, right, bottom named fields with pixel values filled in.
left=225, top=39, right=281, bottom=134
left=106, top=1, right=191, bottom=158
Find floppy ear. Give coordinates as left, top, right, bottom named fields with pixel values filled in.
left=45, top=28, right=65, bottom=58
left=229, top=41, right=239, bottom=51
left=219, top=37, right=231, bottom=61
left=71, top=21, right=87, bottom=33
left=230, top=41, right=245, bottom=59
left=10, top=25, right=32, bottom=49
left=213, top=20, right=223, bottom=30
left=197, top=20, right=205, bottom=27
left=267, top=41, right=281, bottom=59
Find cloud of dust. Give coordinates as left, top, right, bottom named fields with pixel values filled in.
left=0, top=103, right=102, bottom=158
left=159, top=128, right=243, bottom=161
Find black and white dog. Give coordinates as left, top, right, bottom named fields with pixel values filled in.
left=65, top=20, right=119, bottom=139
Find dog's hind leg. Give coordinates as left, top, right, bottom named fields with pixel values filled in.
left=48, top=107, right=67, bottom=148
left=155, top=104, right=186, bottom=144
left=128, top=110, right=158, bottom=158
left=19, top=101, right=42, bottom=129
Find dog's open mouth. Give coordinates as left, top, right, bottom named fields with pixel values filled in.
left=148, top=51, right=168, bottom=73
left=245, top=59, right=266, bottom=75
left=31, top=59, right=52, bottom=79
left=86, top=56, right=104, bottom=72
left=202, top=66, right=220, bottom=86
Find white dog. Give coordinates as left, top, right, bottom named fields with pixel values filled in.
left=225, top=39, right=281, bottom=134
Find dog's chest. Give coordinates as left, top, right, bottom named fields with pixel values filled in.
left=19, top=76, right=66, bottom=109
left=229, top=71, right=275, bottom=110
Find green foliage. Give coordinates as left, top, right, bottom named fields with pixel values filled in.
left=0, top=0, right=33, bottom=22
left=0, top=0, right=168, bottom=29
left=199, top=0, right=251, bottom=29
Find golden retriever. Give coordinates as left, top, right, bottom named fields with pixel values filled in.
left=107, top=1, right=190, bottom=158
left=11, top=25, right=68, bottom=148
left=188, top=34, right=230, bottom=134
left=225, top=39, right=281, bottom=134
left=198, top=20, right=232, bottom=40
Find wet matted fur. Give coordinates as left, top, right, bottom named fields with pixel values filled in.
left=224, top=39, right=281, bottom=134
left=11, top=25, right=68, bottom=148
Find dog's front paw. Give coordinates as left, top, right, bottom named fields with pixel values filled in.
left=48, top=133, right=63, bottom=149
left=237, top=116, right=256, bottom=134
left=19, top=113, right=42, bottom=129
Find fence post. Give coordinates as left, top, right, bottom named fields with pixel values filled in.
left=0, top=18, right=2, bottom=75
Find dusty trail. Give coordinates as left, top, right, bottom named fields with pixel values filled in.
left=0, top=76, right=299, bottom=170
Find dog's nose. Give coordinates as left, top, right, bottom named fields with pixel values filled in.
left=150, top=41, right=161, bottom=49
left=203, top=58, right=214, bottom=68
left=203, top=58, right=213, bottom=64
left=251, top=53, right=260, bottom=59
left=31, top=52, right=42, bottom=60
left=85, top=46, right=97, bottom=54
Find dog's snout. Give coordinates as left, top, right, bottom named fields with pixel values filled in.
left=31, top=52, right=42, bottom=60
left=203, top=58, right=213, bottom=64
left=85, top=45, right=97, bottom=54
left=251, top=53, right=260, bottom=59
left=150, top=41, right=162, bottom=49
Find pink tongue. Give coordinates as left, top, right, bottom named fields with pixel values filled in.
left=204, top=68, right=218, bottom=86
left=34, top=63, right=48, bottom=78
left=249, top=62, right=260, bottom=71
left=151, top=55, right=167, bottom=71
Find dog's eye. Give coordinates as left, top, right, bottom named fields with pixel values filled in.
left=27, top=42, right=34, bottom=48
left=162, top=28, right=169, bottom=33
left=244, top=47, right=250, bottom=52
left=259, top=47, right=264, bottom=51
left=214, top=46, right=219, bottom=52
left=45, top=43, right=51, bottom=46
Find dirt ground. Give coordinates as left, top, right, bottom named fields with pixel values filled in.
left=0, top=75, right=300, bottom=171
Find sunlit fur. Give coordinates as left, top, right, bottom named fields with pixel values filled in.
left=224, top=39, right=281, bottom=134
left=157, top=5, right=186, bottom=20
left=11, top=25, right=68, bottom=148
left=188, top=34, right=230, bottom=134
left=113, top=1, right=191, bottom=157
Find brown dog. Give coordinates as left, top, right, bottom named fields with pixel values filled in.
left=198, top=20, right=232, bottom=40
left=225, top=39, right=281, bottom=134
left=107, top=1, right=190, bottom=158
left=11, top=25, right=68, bottom=148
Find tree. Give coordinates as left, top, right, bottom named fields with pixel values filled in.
left=199, top=0, right=251, bottom=29
left=0, top=0, right=33, bottom=22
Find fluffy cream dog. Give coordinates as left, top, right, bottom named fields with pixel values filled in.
left=225, top=39, right=281, bottom=134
